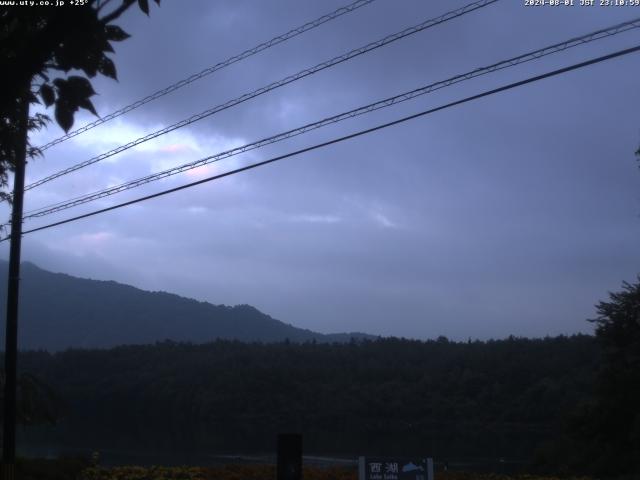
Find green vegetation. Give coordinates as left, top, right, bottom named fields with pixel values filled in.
left=588, top=279, right=640, bottom=475
left=16, top=456, right=91, bottom=480
left=77, top=465, right=593, bottom=480
left=0, top=372, right=59, bottom=427
left=4, top=271, right=639, bottom=478
left=16, top=335, right=597, bottom=466
left=0, top=0, right=161, bottom=199
left=537, top=278, right=640, bottom=478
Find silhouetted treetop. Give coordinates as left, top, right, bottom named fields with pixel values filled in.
left=0, top=0, right=160, bottom=200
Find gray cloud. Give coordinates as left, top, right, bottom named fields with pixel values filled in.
left=2, top=0, right=639, bottom=340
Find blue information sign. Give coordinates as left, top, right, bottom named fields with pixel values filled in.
left=358, top=457, right=434, bottom=480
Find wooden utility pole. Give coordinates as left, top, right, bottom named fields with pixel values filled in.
left=2, top=92, right=29, bottom=479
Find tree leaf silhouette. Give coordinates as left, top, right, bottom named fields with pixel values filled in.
left=39, top=84, right=55, bottom=107
left=138, top=0, right=150, bottom=16
left=98, top=56, right=117, bottom=81
left=105, top=25, right=131, bottom=42
left=54, top=101, right=74, bottom=133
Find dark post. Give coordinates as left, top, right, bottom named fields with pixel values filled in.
left=277, top=433, right=302, bottom=480
left=2, top=92, right=29, bottom=479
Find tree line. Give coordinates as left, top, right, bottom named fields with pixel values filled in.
left=13, top=335, right=598, bottom=468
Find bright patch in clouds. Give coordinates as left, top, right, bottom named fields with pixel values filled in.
left=65, top=117, right=246, bottom=172
left=49, top=231, right=115, bottom=257
left=372, top=211, right=397, bottom=229
left=159, top=144, right=192, bottom=154
left=79, top=231, right=114, bottom=244
left=184, top=164, right=216, bottom=179
left=186, top=206, right=208, bottom=214
left=48, top=230, right=159, bottom=259
left=344, top=196, right=400, bottom=229
left=68, top=118, right=165, bottom=157
left=105, top=175, right=126, bottom=188
left=32, top=115, right=251, bottom=203
left=290, top=214, right=341, bottom=224
left=149, top=131, right=247, bottom=174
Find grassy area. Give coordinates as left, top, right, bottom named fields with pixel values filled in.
left=77, top=465, right=593, bottom=480
left=13, top=459, right=595, bottom=480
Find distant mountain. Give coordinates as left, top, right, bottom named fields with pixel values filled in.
left=0, top=261, right=375, bottom=351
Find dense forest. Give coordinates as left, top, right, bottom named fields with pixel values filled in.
left=13, top=335, right=598, bottom=469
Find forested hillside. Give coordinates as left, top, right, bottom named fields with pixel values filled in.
left=0, top=261, right=372, bottom=349
left=16, top=335, right=598, bottom=464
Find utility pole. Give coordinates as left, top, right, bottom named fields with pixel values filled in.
left=2, top=92, right=29, bottom=480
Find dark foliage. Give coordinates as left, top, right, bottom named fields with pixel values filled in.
left=0, top=372, right=60, bottom=427
left=13, top=335, right=598, bottom=465
left=0, top=0, right=159, bottom=200
left=15, top=455, right=91, bottom=480
left=533, top=279, right=640, bottom=478
left=579, top=280, right=639, bottom=477
left=546, top=150, right=640, bottom=479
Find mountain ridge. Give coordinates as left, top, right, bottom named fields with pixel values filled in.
left=0, top=260, right=375, bottom=351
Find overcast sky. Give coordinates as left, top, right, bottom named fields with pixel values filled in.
left=2, top=0, right=639, bottom=340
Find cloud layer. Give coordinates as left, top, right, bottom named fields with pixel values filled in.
left=2, top=0, right=639, bottom=340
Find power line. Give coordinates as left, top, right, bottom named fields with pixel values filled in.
left=35, top=0, right=377, bottom=152
left=19, top=17, right=640, bottom=221
left=24, top=0, right=499, bottom=192
left=6, top=44, right=638, bottom=241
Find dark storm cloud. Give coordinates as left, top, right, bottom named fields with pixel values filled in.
left=2, top=0, right=639, bottom=339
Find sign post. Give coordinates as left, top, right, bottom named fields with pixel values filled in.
left=277, top=433, right=302, bottom=480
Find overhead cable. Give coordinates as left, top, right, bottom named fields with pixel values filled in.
left=36, top=0, right=378, bottom=152
left=24, top=0, right=499, bottom=191
left=20, top=17, right=640, bottom=221
left=6, top=44, right=638, bottom=241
